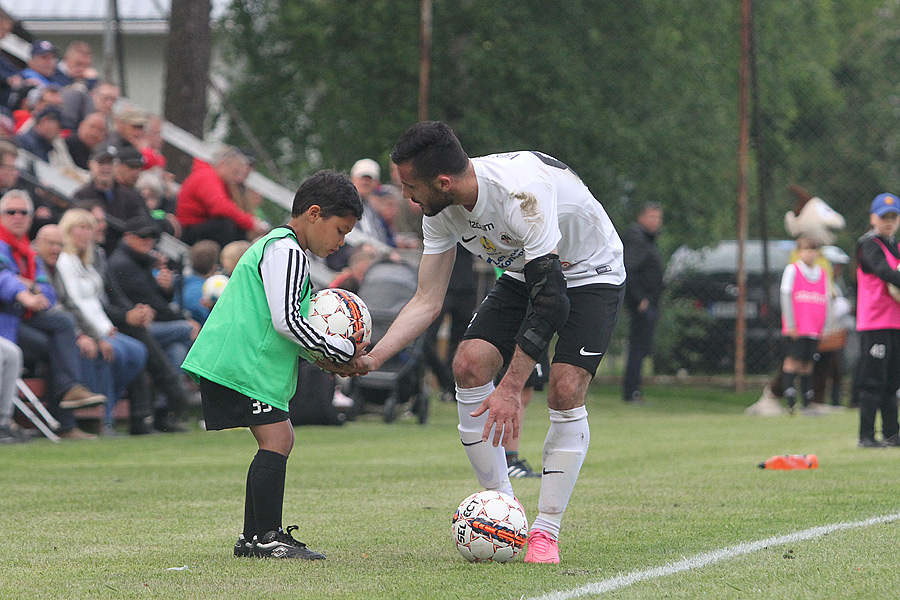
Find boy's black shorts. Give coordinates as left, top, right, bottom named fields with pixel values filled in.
left=784, top=336, right=818, bottom=362
left=198, top=376, right=290, bottom=431
left=464, top=275, right=624, bottom=376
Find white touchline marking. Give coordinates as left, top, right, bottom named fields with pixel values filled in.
left=525, top=511, right=900, bottom=600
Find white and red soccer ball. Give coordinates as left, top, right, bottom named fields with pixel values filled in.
left=307, top=288, right=372, bottom=345
left=452, top=490, right=528, bottom=562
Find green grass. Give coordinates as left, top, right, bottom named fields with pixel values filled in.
left=4, top=383, right=900, bottom=599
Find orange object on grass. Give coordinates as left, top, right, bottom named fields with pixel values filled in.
left=758, top=454, right=818, bottom=470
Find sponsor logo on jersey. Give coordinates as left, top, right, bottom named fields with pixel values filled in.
left=794, top=290, right=827, bottom=305
left=499, top=231, right=515, bottom=244
left=595, top=264, right=612, bottom=274
left=481, top=237, right=499, bottom=254
left=482, top=248, right=525, bottom=269
left=561, top=261, right=572, bottom=268
left=461, top=235, right=476, bottom=243
left=469, top=219, right=494, bottom=232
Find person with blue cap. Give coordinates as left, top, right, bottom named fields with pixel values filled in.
left=21, top=40, right=59, bottom=87
left=855, top=193, right=900, bottom=447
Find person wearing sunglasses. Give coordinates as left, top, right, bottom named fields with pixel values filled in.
left=0, top=189, right=106, bottom=440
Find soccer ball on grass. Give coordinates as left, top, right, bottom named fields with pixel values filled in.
left=452, top=490, right=528, bottom=562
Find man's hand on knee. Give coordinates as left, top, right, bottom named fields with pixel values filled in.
left=470, top=385, right=521, bottom=447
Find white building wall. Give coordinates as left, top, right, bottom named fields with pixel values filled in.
left=33, top=31, right=169, bottom=115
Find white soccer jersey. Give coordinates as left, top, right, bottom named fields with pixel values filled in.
left=422, top=151, right=625, bottom=287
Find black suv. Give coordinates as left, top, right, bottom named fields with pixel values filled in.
left=654, top=239, right=795, bottom=375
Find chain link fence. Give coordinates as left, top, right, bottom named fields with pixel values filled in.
left=599, top=2, right=900, bottom=383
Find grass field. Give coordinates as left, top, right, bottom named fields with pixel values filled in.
left=4, top=383, right=900, bottom=599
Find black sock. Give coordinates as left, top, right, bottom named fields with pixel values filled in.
left=799, top=375, right=813, bottom=407
left=505, top=451, right=519, bottom=463
left=246, top=449, right=288, bottom=539
left=780, top=372, right=797, bottom=407
left=242, top=465, right=255, bottom=540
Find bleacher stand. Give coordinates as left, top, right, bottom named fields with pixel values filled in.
left=0, top=16, right=415, bottom=440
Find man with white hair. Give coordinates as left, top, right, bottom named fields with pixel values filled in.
left=62, top=80, right=118, bottom=131
left=105, top=106, right=148, bottom=152
left=176, top=146, right=270, bottom=246
left=327, top=157, right=387, bottom=271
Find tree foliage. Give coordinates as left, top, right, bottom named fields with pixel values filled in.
left=218, top=0, right=899, bottom=254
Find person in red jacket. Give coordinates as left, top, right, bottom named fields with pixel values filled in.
left=176, top=146, right=270, bottom=246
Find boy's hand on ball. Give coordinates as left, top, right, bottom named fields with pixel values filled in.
left=316, top=331, right=369, bottom=375
left=350, top=328, right=369, bottom=356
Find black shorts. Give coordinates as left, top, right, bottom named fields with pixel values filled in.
left=198, top=376, right=290, bottom=431
left=464, top=275, right=624, bottom=376
left=495, top=349, right=550, bottom=390
left=784, top=336, right=819, bottom=362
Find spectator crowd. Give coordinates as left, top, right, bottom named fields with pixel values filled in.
left=0, top=24, right=438, bottom=444
left=0, top=26, right=288, bottom=443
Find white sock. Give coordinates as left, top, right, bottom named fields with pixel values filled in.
left=532, top=406, right=590, bottom=540
left=457, top=382, right=514, bottom=497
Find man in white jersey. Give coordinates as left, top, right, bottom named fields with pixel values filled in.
left=325, top=121, right=625, bottom=563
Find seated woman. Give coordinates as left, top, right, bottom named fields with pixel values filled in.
left=56, top=208, right=149, bottom=435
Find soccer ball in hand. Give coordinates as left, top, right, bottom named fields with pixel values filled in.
left=452, top=491, right=528, bottom=562
left=307, top=288, right=372, bottom=345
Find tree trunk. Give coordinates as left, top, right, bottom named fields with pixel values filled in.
left=162, top=0, right=211, bottom=181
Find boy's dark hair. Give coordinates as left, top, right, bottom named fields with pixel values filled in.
left=190, top=239, right=221, bottom=276
left=389, top=121, right=469, bottom=182
left=291, top=170, right=363, bottom=220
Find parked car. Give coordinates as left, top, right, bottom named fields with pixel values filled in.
left=654, top=239, right=795, bottom=375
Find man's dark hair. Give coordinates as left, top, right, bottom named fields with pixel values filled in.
left=291, top=169, right=363, bottom=220
left=389, top=121, right=469, bottom=181
left=639, top=201, right=663, bottom=215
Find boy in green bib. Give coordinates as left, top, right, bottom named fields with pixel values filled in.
left=182, top=170, right=364, bottom=559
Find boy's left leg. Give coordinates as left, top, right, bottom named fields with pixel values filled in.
left=244, top=420, right=323, bottom=559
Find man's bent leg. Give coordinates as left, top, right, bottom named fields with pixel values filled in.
left=453, top=339, right=513, bottom=497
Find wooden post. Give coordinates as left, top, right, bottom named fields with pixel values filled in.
left=418, top=0, right=432, bottom=122
left=735, top=0, right=752, bottom=392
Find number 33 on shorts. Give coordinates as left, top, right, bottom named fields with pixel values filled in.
left=251, top=400, right=273, bottom=415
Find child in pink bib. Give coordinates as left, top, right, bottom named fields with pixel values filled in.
left=779, top=235, right=830, bottom=412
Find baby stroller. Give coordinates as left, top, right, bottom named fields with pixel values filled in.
left=349, top=259, right=429, bottom=424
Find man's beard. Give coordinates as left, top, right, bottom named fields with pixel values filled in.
left=421, top=189, right=454, bottom=217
